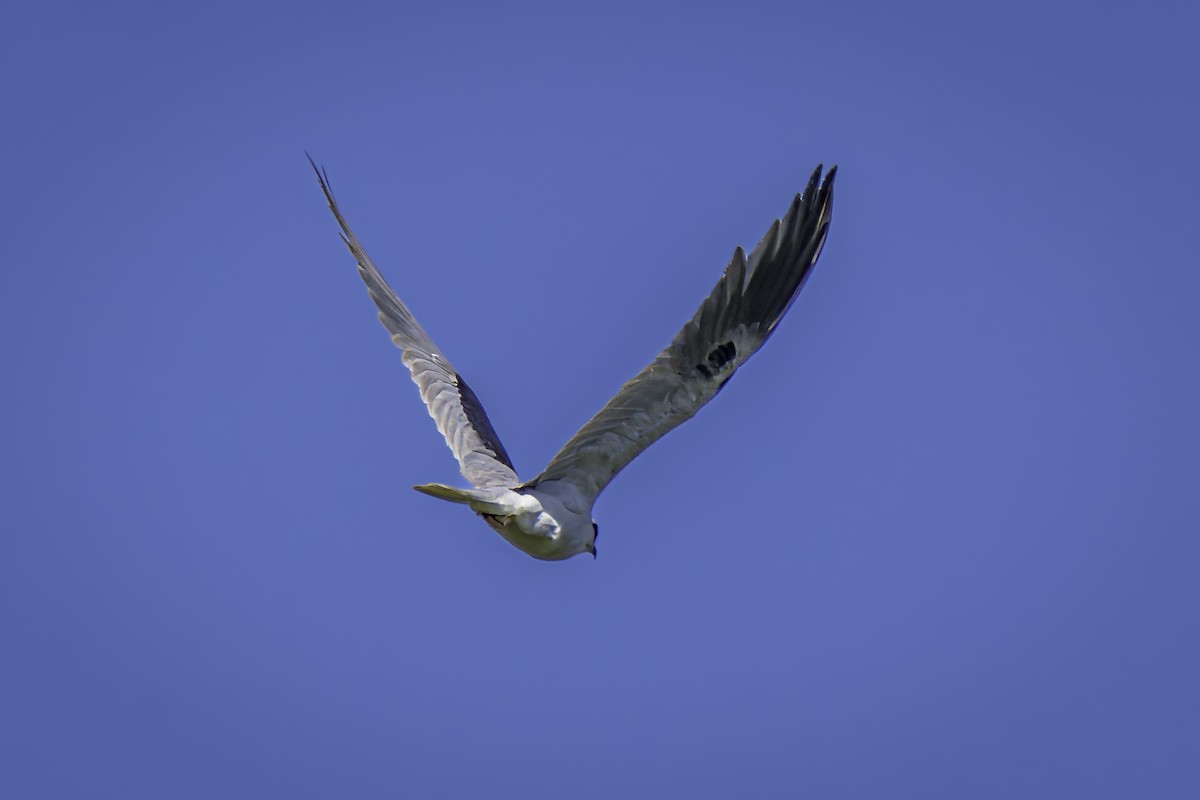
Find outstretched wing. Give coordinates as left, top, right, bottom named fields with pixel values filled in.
left=526, top=165, right=836, bottom=501
left=309, top=156, right=520, bottom=490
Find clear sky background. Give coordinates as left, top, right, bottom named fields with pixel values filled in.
left=3, top=1, right=1198, bottom=797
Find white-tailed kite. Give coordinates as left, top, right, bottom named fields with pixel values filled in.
left=311, top=157, right=836, bottom=560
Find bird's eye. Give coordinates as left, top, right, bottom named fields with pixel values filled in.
left=591, top=522, right=599, bottom=541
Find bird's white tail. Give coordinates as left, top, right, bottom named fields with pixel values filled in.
left=412, top=483, right=488, bottom=504
left=412, top=483, right=537, bottom=516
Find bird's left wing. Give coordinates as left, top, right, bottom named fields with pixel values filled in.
left=526, top=165, right=836, bottom=502
left=309, top=157, right=520, bottom=490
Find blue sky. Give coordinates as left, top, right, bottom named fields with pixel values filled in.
left=3, top=1, right=1198, bottom=797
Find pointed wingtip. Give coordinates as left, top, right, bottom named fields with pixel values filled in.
left=304, top=150, right=322, bottom=181
left=819, top=165, right=836, bottom=218
left=803, top=164, right=826, bottom=197
left=304, top=150, right=335, bottom=198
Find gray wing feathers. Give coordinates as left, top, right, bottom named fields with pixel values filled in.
left=528, top=165, right=836, bottom=501
left=309, top=157, right=519, bottom=490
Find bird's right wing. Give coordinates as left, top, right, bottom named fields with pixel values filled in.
left=309, top=157, right=520, bottom=490
left=526, top=165, right=836, bottom=502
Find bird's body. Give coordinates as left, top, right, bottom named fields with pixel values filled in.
left=310, top=157, right=836, bottom=560
left=412, top=480, right=593, bottom=561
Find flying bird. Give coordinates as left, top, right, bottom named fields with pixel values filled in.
left=310, top=157, right=836, bottom=560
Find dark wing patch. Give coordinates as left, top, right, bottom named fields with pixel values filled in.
left=707, top=341, right=737, bottom=371
left=695, top=341, right=737, bottom=379
left=456, top=374, right=516, bottom=471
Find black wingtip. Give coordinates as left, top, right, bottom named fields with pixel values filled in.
left=304, top=150, right=336, bottom=199
left=304, top=150, right=322, bottom=182
left=818, top=165, right=836, bottom=222
left=805, top=164, right=824, bottom=197
left=803, top=164, right=836, bottom=199
left=822, top=164, right=838, bottom=194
